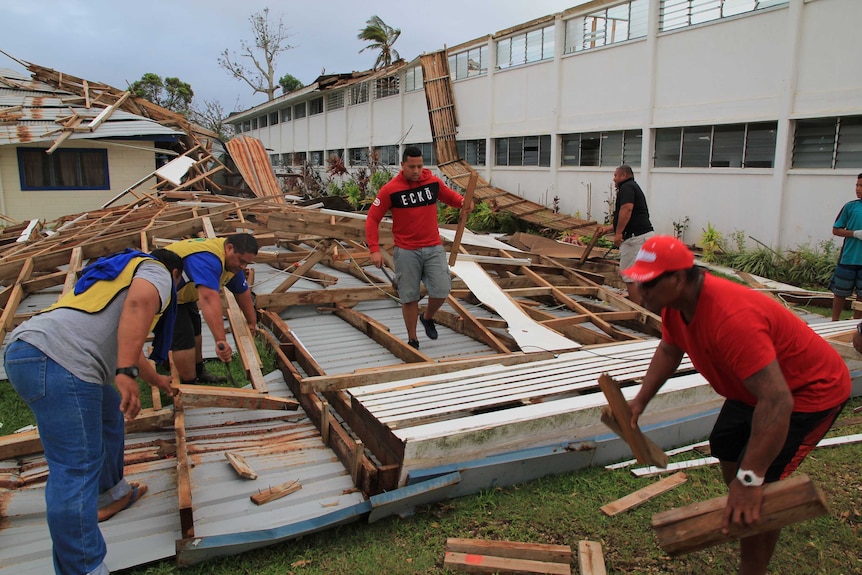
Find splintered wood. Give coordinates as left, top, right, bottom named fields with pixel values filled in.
left=652, top=474, right=828, bottom=556
left=598, top=373, right=668, bottom=468
left=250, top=479, right=302, bottom=505
left=444, top=538, right=572, bottom=575
left=225, top=452, right=257, bottom=480
left=601, top=472, right=687, bottom=516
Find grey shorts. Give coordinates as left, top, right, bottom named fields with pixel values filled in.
left=393, top=245, right=451, bottom=303
left=619, top=231, right=655, bottom=282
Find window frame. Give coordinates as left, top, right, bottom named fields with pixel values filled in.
left=17, top=147, right=111, bottom=191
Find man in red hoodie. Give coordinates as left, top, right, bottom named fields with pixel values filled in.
left=365, top=146, right=470, bottom=349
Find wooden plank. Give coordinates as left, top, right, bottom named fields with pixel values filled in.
left=600, top=472, right=687, bottom=516
left=250, top=479, right=301, bottom=505
left=443, top=551, right=571, bottom=575
left=598, top=373, right=668, bottom=468
left=449, top=171, right=478, bottom=266
left=579, top=226, right=603, bottom=265
left=0, top=258, right=34, bottom=343
left=61, top=247, right=83, bottom=296
left=652, top=474, right=828, bottom=556
left=173, top=395, right=195, bottom=539
left=225, top=451, right=258, bottom=480
left=172, top=384, right=298, bottom=410
left=577, top=541, right=606, bottom=575
left=446, top=538, right=572, bottom=563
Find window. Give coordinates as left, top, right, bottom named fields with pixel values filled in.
left=376, top=145, right=399, bottom=166
left=565, top=0, right=648, bottom=53
left=561, top=130, right=642, bottom=167
left=270, top=153, right=281, bottom=167
left=281, top=153, right=292, bottom=166
left=495, top=136, right=552, bottom=166
left=410, top=143, right=436, bottom=166
left=293, top=151, right=307, bottom=165
left=655, top=122, right=777, bottom=168
left=349, top=147, right=368, bottom=165
left=18, top=148, right=109, bottom=190
left=242, top=121, right=251, bottom=132
left=259, top=115, right=268, bottom=128
left=448, top=45, right=489, bottom=80
left=375, top=75, right=399, bottom=99
left=457, top=139, right=487, bottom=166
left=660, top=0, right=789, bottom=32
left=348, top=82, right=369, bottom=106
left=497, top=24, right=555, bottom=69
left=269, top=111, right=279, bottom=125
left=404, top=66, right=423, bottom=92
left=251, top=117, right=258, bottom=130
left=310, top=151, right=324, bottom=166
left=309, top=97, right=323, bottom=115
left=280, top=107, right=291, bottom=122
left=327, top=149, right=344, bottom=160
left=294, top=102, right=306, bottom=119
left=327, top=91, right=345, bottom=110
left=792, top=116, right=862, bottom=169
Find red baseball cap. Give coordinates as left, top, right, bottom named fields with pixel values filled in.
left=622, top=236, right=694, bottom=283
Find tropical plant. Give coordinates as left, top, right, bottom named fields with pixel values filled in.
left=219, top=8, right=295, bottom=101
left=700, top=222, right=724, bottom=262
left=129, top=73, right=194, bottom=115
left=357, top=15, right=401, bottom=70
left=369, top=169, right=393, bottom=194
left=278, top=73, right=303, bottom=94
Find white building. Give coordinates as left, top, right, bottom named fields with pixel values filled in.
left=228, top=0, right=862, bottom=249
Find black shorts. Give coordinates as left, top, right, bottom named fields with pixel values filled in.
left=170, top=302, right=202, bottom=351
left=709, top=399, right=846, bottom=482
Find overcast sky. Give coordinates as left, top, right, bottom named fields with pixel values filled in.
left=2, top=0, right=588, bottom=114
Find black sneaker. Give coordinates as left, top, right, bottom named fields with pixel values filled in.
left=197, top=369, right=228, bottom=384
left=408, top=339, right=420, bottom=349
left=419, top=316, right=438, bottom=340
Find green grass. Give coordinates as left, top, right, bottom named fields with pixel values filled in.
left=122, top=397, right=862, bottom=575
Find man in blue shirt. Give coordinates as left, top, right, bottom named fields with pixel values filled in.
left=829, top=174, right=862, bottom=321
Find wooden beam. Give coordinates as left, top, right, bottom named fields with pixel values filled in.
left=449, top=171, right=478, bottom=266
left=172, top=384, right=298, bottom=410
left=250, top=479, right=301, bottom=505
left=577, top=541, right=607, bottom=575
left=598, top=373, right=668, bottom=468
left=600, top=472, right=687, bottom=516
left=225, top=451, right=258, bottom=480
left=652, top=474, right=828, bottom=556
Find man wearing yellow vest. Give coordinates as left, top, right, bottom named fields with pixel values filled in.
left=165, top=233, right=259, bottom=384
left=4, top=248, right=183, bottom=575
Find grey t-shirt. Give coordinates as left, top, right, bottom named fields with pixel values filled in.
left=10, top=261, right=172, bottom=384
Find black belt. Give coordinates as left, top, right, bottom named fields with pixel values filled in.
left=623, top=229, right=653, bottom=240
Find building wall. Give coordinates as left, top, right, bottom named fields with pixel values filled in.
left=233, top=0, right=862, bottom=250
left=0, top=139, right=156, bottom=222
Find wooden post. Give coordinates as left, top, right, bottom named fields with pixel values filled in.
left=598, top=373, right=668, bottom=468
left=449, top=171, right=478, bottom=266
left=579, top=225, right=604, bottom=265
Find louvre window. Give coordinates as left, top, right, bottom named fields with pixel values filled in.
left=327, top=91, right=345, bottom=110
left=259, top=115, right=268, bottom=128
left=294, top=102, right=306, bottom=119
left=409, top=143, right=436, bottom=166
left=309, top=97, right=323, bottom=115
left=792, top=116, right=862, bottom=169
left=404, top=66, right=423, bottom=92
left=375, top=76, right=399, bottom=99
left=457, top=140, right=487, bottom=166
left=280, top=108, right=291, bottom=122
left=655, top=122, right=777, bottom=168
left=495, top=135, right=552, bottom=166
left=269, top=111, right=279, bottom=125
left=310, top=151, right=324, bottom=166
left=293, top=152, right=306, bottom=165
left=327, top=149, right=344, bottom=161
left=660, top=0, right=789, bottom=32
left=349, top=147, right=368, bottom=165
left=18, top=148, right=109, bottom=190
left=497, top=25, right=555, bottom=69
left=449, top=45, right=489, bottom=80
left=348, top=82, right=369, bottom=106
left=376, top=145, right=399, bottom=166
left=565, top=0, right=648, bottom=53
left=561, top=130, right=642, bottom=167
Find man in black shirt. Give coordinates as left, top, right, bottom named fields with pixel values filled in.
left=599, top=165, right=654, bottom=305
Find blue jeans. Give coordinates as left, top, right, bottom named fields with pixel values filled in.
left=5, top=340, right=121, bottom=575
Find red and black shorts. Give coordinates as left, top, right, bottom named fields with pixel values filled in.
left=709, top=399, right=847, bottom=483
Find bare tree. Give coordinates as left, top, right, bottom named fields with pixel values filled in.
left=191, top=98, right=234, bottom=141
left=218, top=8, right=294, bottom=101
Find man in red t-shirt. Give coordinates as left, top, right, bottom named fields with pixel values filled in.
left=623, top=236, right=850, bottom=575
left=365, top=146, right=470, bottom=349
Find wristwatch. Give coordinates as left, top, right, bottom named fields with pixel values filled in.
left=115, top=366, right=140, bottom=378
left=736, top=468, right=765, bottom=487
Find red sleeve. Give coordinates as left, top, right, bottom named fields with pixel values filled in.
left=436, top=178, right=465, bottom=209
left=365, top=187, right=392, bottom=253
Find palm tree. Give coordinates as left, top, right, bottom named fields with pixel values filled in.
left=357, top=15, right=401, bottom=70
